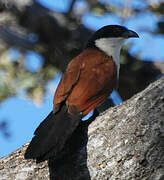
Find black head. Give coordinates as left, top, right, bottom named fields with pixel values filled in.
left=85, top=25, right=139, bottom=49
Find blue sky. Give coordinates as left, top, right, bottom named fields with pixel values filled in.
left=0, top=0, right=164, bottom=158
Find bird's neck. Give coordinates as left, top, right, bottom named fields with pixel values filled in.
left=95, top=37, right=125, bottom=78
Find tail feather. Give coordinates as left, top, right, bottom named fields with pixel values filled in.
left=24, top=104, right=80, bottom=161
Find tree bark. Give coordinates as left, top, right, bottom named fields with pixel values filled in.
left=0, top=78, right=164, bottom=180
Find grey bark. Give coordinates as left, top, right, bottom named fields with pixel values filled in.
left=0, top=78, right=164, bottom=179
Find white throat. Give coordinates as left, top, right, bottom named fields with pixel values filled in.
left=95, top=37, right=125, bottom=77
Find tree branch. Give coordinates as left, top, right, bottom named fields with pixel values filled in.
left=0, top=77, right=164, bottom=179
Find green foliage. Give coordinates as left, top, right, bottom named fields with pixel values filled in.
left=0, top=0, right=163, bottom=105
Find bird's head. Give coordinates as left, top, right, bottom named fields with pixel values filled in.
left=86, top=25, right=139, bottom=51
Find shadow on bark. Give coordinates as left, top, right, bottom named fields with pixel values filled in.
left=48, top=110, right=99, bottom=180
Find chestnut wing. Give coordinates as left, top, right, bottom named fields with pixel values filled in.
left=53, top=49, right=117, bottom=115
left=66, top=54, right=117, bottom=115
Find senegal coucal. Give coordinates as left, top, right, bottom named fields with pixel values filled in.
left=25, top=25, right=139, bottom=161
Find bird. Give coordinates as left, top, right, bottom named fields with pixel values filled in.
left=24, top=25, right=139, bottom=162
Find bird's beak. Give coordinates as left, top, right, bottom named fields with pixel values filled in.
left=122, top=29, right=139, bottom=38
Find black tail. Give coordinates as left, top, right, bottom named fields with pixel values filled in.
left=24, top=104, right=81, bottom=162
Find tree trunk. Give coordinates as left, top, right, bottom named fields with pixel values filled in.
left=0, top=78, right=164, bottom=180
